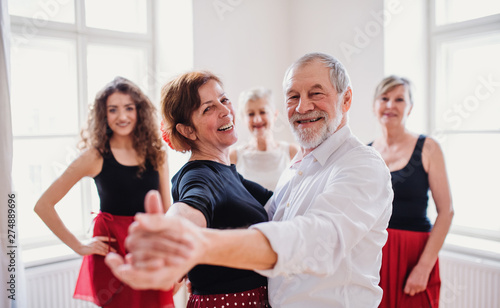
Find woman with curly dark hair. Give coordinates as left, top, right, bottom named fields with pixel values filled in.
left=35, top=77, right=174, bottom=307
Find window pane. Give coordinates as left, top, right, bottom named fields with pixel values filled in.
left=435, top=0, right=500, bottom=25
left=13, top=138, right=85, bottom=245
left=85, top=0, right=147, bottom=33
left=10, top=35, right=79, bottom=136
left=435, top=33, right=500, bottom=132
left=87, top=43, right=149, bottom=103
left=441, top=133, right=500, bottom=233
left=8, top=0, right=75, bottom=24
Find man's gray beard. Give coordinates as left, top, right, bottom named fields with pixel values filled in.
left=290, top=109, right=343, bottom=150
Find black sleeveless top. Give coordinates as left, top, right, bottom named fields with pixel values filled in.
left=369, top=135, right=432, bottom=232
left=94, top=152, right=159, bottom=216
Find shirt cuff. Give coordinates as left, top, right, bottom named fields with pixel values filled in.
left=250, top=220, right=304, bottom=278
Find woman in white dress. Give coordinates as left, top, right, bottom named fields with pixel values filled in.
left=230, top=87, right=299, bottom=190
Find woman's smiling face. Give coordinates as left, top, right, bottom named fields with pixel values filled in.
left=374, top=84, right=413, bottom=127
left=106, top=92, right=137, bottom=137
left=244, top=98, right=276, bottom=137
left=188, top=79, right=238, bottom=152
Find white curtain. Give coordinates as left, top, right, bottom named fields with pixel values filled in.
left=0, top=2, right=26, bottom=308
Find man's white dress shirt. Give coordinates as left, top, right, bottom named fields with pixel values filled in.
left=252, top=126, right=393, bottom=308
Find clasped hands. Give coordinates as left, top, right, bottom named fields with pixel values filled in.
left=105, top=190, right=207, bottom=290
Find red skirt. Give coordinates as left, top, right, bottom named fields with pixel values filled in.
left=187, top=285, right=270, bottom=308
left=379, top=228, right=440, bottom=308
left=73, top=212, right=174, bottom=308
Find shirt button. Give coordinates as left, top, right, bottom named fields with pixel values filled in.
left=298, top=171, right=303, bottom=175
left=314, top=159, right=318, bottom=162
left=286, top=202, right=290, bottom=207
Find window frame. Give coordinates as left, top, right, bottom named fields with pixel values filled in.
left=429, top=1, right=500, bottom=244
left=9, top=0, right=158, bottom=253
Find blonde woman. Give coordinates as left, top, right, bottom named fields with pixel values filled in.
left=370, top=75, right=454, bottom=308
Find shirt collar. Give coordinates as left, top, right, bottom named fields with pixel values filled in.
left=310, top=125, right=351, bottom=166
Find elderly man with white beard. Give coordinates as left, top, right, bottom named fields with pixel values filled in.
left=106, top=52, right=393, bottom=308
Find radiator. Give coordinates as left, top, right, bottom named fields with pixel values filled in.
left=25, top=258, right=94, bottom=308
left=25, top=251, right=499, bottom=308
left=25, top=258, right=188, bottom=308
left=439, top=250, right=500, bottom=308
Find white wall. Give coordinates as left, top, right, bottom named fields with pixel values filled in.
left=192, top=0, right=292, bottom=144
left=155, top=0, right=194, bottom=86
left=156, top=0, right=195, bottom=175
left=384, top=0, right=428, bottom=134
left=288, top=0, right=385, bottom=142
left=156, top=0, right=434, bottom=147
left=192, top=0, right=385, bottom=144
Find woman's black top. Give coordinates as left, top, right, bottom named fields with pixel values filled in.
left=94, top=151, right=159, bottom=216
left=369, top=135, right=432, bottom=232
left=171, top=160, right=272, bottom=295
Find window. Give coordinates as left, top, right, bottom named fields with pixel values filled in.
left=430, top=1, right=500, bottom=245
left=8, top=0, right=156, bottom=254
left=434, top=0, right=500, bottom=26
